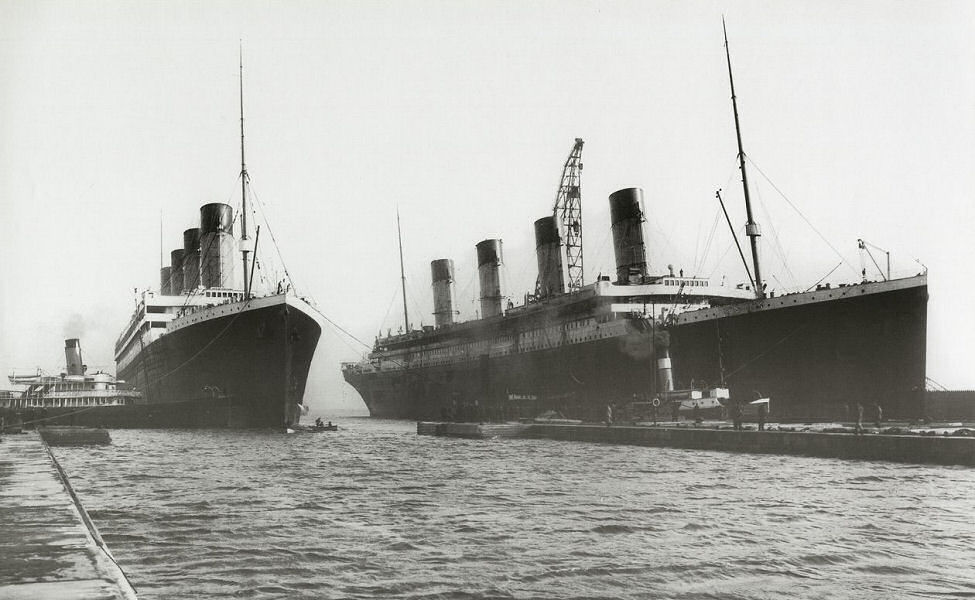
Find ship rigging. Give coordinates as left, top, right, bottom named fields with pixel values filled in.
left=723, top=16, right=765, bottom=299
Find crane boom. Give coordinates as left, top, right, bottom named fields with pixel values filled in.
left=857, top=238, right=890, bottom=281
left=554, top=138, right=585, bottom=292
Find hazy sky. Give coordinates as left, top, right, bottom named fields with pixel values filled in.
left=1, top=1, right=973, bottom=412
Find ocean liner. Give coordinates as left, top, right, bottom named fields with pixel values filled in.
left=342, top=27, right=928, bottom=422
left=110, top=58, right=323, bottom=428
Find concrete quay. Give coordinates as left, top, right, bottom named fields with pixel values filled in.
left=0, top=432, right=137, bottom=600
left=418, top=422, right=975, bottom=466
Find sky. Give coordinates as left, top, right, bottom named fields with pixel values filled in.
left=1, top=0, right=973, bottom=413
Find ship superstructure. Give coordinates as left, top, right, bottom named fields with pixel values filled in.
left=1, top=339, right=142, bottom=427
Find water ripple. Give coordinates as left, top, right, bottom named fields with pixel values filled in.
left=53, top=418, right=975, bottom=600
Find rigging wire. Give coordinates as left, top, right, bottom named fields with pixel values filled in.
left=116, top=298, right=260, bottom=404
left=156, top=301, right=254, bottom=384
left=754, top=184, right=797, bottom=289
left=404, top=279, right=425, bottom=328
left=248, top=178, right=301, bottom=296
left=178, top=175, right=245, bottom=306
left=180, top=227, right=221, bottom=310
left=308, top=303, right=467, bottom=393
left=696, top=207, right=722, bottom=276
left=803, top=262, right=844, bottom=293
left=692, top=216, right=703, bottom=277
left=379, top=287, right=400, bottom=333
left=723, top=321, right=812, bottom=381
left=454, top=259, right=476, bottom=317
left=645, top=210, right=686, bottom=272
left=586, top=225, right=614, bottom=281
left=506, top=249, right=534, bottom=298
left=707, top=226, right=747, bottom=281
left=697, top=155, right=742, bottom=275
left=746, top=156, right=857, bottom=275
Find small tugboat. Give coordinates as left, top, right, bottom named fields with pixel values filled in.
left=286, top=418, right=338, bottom=433
left=1, top=339, right=142, bottom=429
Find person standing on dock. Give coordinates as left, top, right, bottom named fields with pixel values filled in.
left=731, top=399, right=743, bottom=430
left=605, top=404, right=613, bottom=427
left=758, top=402, right=767, bottom=431
left=855, top=402, right=865, bottom=435
left=874, top=402, right=884, bottom=428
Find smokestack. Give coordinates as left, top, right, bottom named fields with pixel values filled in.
left=64, top=338, right=84, bottom=376
left=476, top=239, right=504, bottom=319
left=431, top=259, right=457, bottom=328
left=199, top=203, right=236, bottom=289
left=170, top=249, right=185, bottom=295
left=609, top=188, right=649, bottom=284
left=656, top=346, right=674, bottom=393
left=182, top=228, right=201, bottom=292
left=534, top=216, right=565, bottom=298
left=160, top=266, right=172, bottom=295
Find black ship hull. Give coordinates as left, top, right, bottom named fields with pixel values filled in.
left=117, top=295, right=322, bottom=428
left=0, top=294, right=320, bottom=431
left=344, top=277, right=927, bottom=422
left=8, top=296, right=322, bottom=429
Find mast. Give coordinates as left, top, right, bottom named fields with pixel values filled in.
left=723, top=17, right=764, bottom=298
left=397, top=208, right=409, bottom=333
left=239, top=43, right=252, bottom=299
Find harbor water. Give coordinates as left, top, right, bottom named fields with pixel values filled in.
left=53, top=418, right=975, bottom=599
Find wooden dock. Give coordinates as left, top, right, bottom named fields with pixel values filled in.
left=0, top=432, right=138, bottom=600
left=418, top=422, right=975, bottom=466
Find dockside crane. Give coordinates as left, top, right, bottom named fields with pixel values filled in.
left=554, top=138, right=585, bottom=292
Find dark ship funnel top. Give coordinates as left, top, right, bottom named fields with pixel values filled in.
left=431, top=258, right=456, bottom=328
left=534, top=216, right=565, bottom=297
left=609, top=188, right=649, bottom=284
left=64, top=338, right=85, bottom=376
left=170, top=249, right=185, bottom=295
left=534, top=216, right=560, bottom=247
left=183, top=228, right=201, bottom=253
left=200, top=203, right=234, bottom=235
left=475, top=239, right=504, bottom=318
left=476, top=239, right=502, bottom=267
left=609, top=188, right=645, bottom=223
left=431, top=258, right=454, bottom=283
left=160, top=267, right=172, bottom=295
left=182, top=228, right=201, bottom=292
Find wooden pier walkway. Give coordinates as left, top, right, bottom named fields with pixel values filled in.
left=0, top=432, right=137, bottom=600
